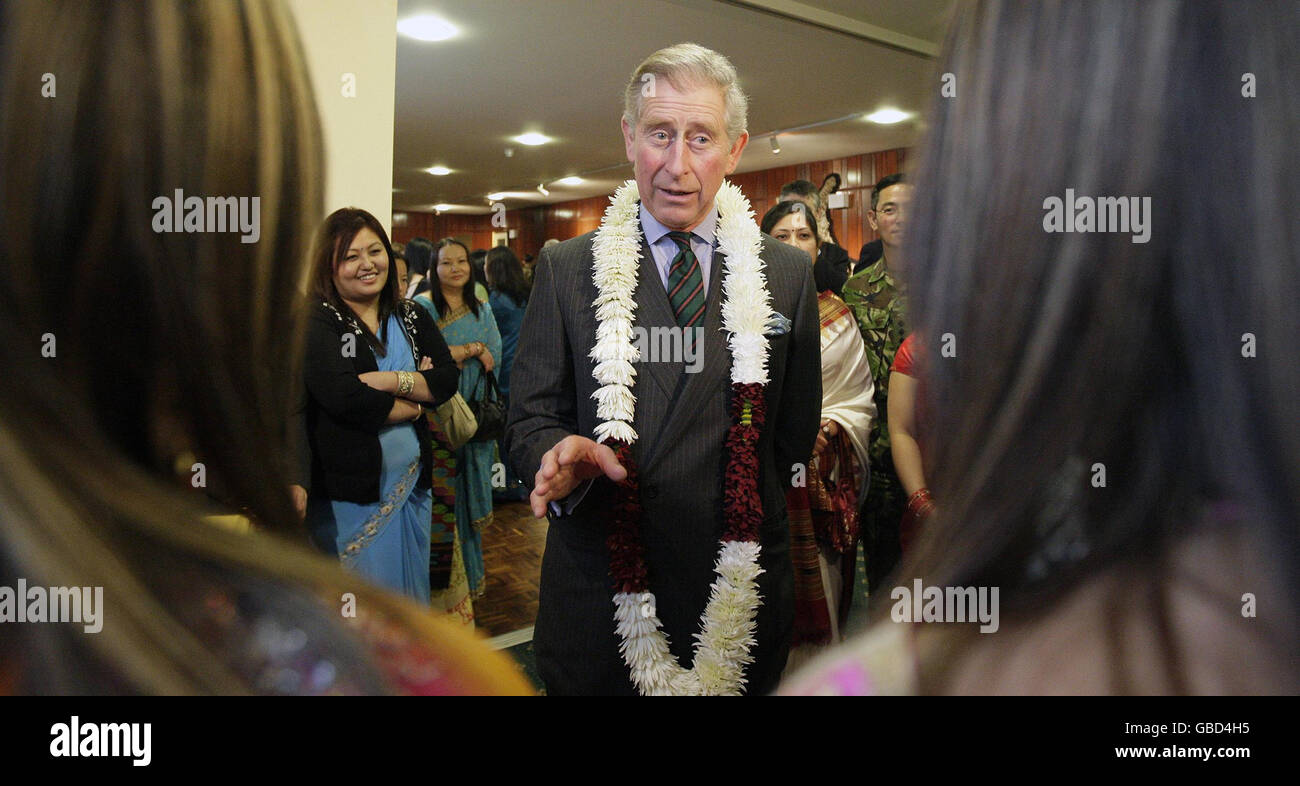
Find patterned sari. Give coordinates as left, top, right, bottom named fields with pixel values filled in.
left=783, top=291, right=876, bottom=675
left=416, top=295, right=502, bottom=598
left=427, top=416, right=474, bottom=627
left=307, top=313, right=432, bottom=603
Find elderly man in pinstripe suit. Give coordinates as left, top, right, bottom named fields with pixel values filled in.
left=505, top=43, right=821, bottom=695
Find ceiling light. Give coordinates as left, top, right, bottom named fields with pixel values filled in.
left=865, top=108, right=910, bottom=125
left=433, top=203, right=452, bottom=211
left=557, top=176, right=583, bottom=186
left=537, top=184, right=550, bottom=196
left=513, top=132, right=551, bottom=146
left=397, top=15, right=458, bottom=42
left=487, top=192, right=506, bottom=201
left=770, top=135, right=781, bottom=154
left=426, top=165, right=451, bottom=176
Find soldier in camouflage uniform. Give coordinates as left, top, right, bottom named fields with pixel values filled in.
left=841, top=173, right=912, bottom=599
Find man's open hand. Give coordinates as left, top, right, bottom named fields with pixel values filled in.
left=531, top=435, right=628, bottom=518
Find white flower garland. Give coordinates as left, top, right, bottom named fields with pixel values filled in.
left=589, top=180, right=773, bottom=695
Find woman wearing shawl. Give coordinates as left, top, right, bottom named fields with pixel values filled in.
left=417, top=238, right=503, bottom=600
left=761, top=201, right=876, bottom=675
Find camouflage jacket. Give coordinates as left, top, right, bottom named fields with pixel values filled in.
left=840, top=256, right=907, bottom=470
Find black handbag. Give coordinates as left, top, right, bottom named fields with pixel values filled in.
left=468, top=369, right=505, bottom=443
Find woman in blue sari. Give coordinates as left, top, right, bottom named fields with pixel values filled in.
left=301, top=210, right=459, bottom=603
left=417, top=238, right=502, bottom=598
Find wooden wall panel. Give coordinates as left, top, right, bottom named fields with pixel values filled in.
left=392, top=147, right=907, bottom=263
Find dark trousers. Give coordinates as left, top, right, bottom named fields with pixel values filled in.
left=861, top=464, right=904, bottom=606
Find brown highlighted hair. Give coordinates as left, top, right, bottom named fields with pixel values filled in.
left=0, top=0, right=526, bottom=695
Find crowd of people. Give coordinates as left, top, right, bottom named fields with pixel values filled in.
left=1, top=0, right=1295, bottom=696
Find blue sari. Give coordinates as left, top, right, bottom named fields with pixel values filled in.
left=416, top=295, right=500, bottom=597
left=309, top=313, right=432, bottom=603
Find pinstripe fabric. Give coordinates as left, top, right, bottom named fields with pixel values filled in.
left=504, top=223, right=823, bottom=695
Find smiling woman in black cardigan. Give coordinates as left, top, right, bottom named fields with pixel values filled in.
left=298, top=208, right=458, bottom=602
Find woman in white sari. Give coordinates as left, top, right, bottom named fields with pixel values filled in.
left=761, top=201, right=876, bottom=676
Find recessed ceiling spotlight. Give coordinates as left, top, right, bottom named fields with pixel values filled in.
left=433, top=203, right=452, bottom=211
left=513, top=132, right=551, bottom=146
left=426, top=165, right=451, bottom=176
left=537, top=184, right=550, bottom=196
left=487, top=192, right=506, bottom=201
left=557, top=176, right=583, bottom=186
left=397, top=15, right=458, bottom=42
left=770, top=135, right=781, bottom=154
left=865, top=108, right=910, bottom=125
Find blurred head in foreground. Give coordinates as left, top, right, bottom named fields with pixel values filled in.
left=794, top=0, right=1298, bottom=694
left=0, top=0, right=526, bottom=694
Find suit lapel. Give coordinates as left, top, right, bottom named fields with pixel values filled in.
left=642, top=249, right=731, bottom=471
left=634, top=237, right=681, bottom=402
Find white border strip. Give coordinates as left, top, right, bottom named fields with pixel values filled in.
left=486, top=626, right=535, bottom=650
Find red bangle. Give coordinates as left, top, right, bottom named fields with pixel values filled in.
left=900, top=488, right=935, bottom=553
left=906, top=487, right=933, bottom=514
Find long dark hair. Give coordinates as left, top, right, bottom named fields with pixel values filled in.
left=469, top=248, right=489, bottom=291
left=897, top=0, right=1299, bottom=692
left=426, top=238, right=480, bottom=319
left=404, top=237, right=434, bottom=297
left=485, top=246, right=530, bottom=306
left=309, top=207, right=402, bottom=355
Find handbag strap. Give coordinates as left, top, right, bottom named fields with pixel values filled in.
left=470, top=367, right=500, bottom=401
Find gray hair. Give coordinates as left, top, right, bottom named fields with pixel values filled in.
left=622, top=43, right=748, bottom=141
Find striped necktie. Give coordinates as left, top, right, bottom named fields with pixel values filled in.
left=665, top=230, right=705, bottom=330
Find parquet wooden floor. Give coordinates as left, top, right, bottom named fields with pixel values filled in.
left=476, top=501, right=548, bottom=637
left=472, top=501, right=871, bottom=642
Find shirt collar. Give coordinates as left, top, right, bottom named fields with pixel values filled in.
left=862, top=254, right=891, bottom=285
left=640, top=202, right=718, bottom=247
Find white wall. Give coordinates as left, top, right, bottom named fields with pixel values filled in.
left=286, top=0, right=397, bottom=230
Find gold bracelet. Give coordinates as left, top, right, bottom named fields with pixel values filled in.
left=396, top=370, right=414, bottom=397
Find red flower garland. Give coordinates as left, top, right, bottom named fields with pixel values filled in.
left=606, top=383, right=768, bottom=594
left=722, top=382, right=766, bottom=543
left=605, top=439, right=647, bottom=594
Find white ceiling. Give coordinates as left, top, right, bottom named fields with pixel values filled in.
left=392, top=0, right=954, bottom=214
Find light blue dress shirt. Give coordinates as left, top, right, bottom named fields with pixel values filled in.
left=639, top=203, right=718, bottom=293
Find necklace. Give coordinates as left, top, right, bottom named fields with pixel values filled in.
left=590, top=179, right=774, bottom=695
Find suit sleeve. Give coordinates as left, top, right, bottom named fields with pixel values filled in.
left=303, top=310, right=393, bottom=430
left=411, top=303, right=458, bottom=405
left=774, top=260, right=823, bottom=478
left=503, top=247, right=581, bottom=489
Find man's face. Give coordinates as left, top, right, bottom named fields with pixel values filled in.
left=622, top=79, right=748, bottom=231
left=868, top=183, right=913, bottom=252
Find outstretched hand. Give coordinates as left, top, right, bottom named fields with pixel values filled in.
left=530, top=435, right=627, bottom=518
